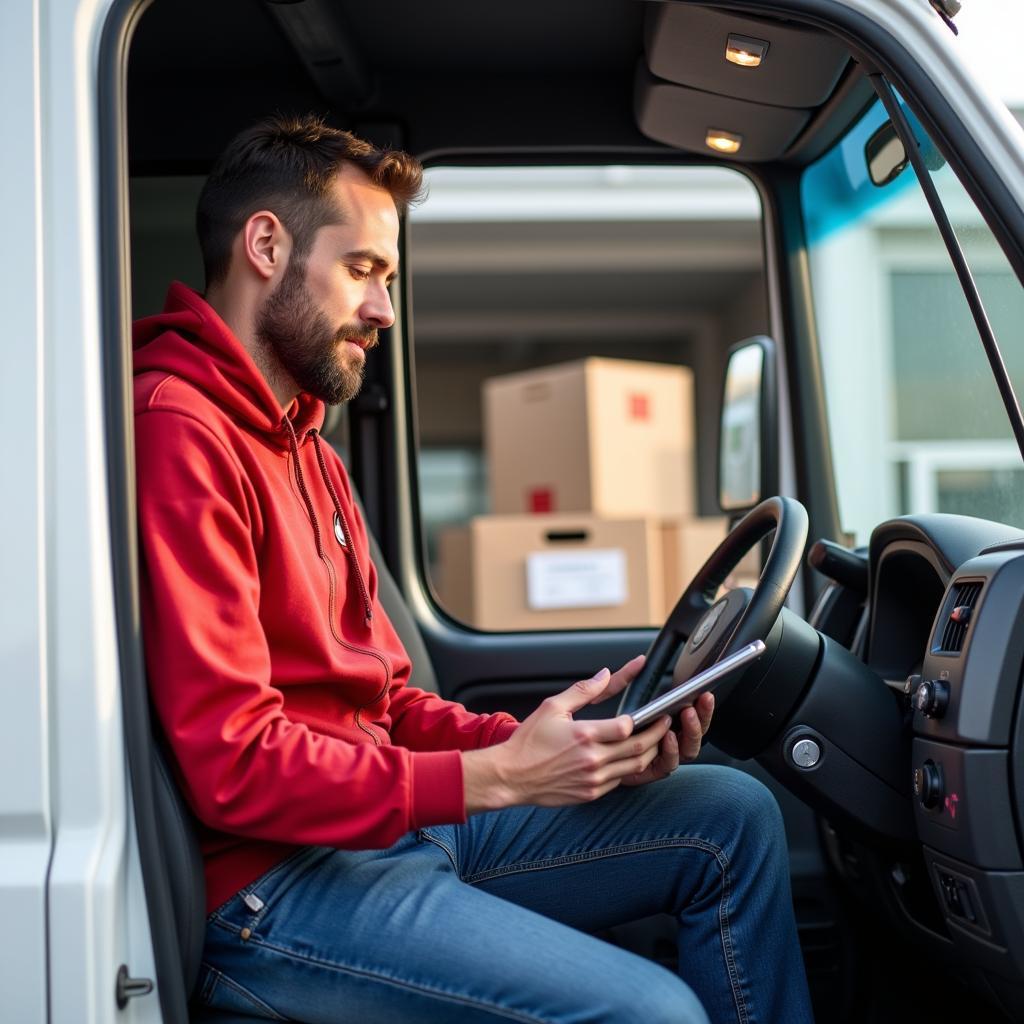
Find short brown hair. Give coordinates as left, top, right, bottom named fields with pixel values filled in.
left=196, top=114, right=424, bottom=287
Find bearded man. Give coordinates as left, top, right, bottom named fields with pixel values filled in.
left=134, top=114, right=813, bottom=1024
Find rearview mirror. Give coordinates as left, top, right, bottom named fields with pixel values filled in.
left=865, top=120, right=909, bottom=187
left=718, top=337, right=777, bottom=512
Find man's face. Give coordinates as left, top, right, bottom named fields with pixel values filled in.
left=255, top=166, right=400, bottom=405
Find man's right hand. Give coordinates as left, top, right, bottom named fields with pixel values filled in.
left=461, top=658, right=673, bottom=814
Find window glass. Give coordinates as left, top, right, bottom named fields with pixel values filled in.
left=802, top=97, right=1024, bottom=546
left=409, top=165, right=766, bottom=630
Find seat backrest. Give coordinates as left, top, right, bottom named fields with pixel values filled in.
left=153, top=514, right=439, bottom=1001
left=153, top=736, right=208, bottom=998
left=365, top=524, right=439, bottom=695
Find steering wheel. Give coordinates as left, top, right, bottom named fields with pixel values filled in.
left=616, top=496, right=809, bottom=717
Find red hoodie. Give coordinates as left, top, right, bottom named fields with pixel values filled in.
left=134, top=283, right=518, bottom=912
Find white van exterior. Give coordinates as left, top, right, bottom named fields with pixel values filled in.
left=2, top=1, right=1024, bottom=1022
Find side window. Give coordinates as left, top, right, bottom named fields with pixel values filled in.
left=409, top=165, right=767, bottom=630
left=803, top=98, right=1024, bottom=547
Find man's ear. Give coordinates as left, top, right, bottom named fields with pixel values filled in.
left=241, top=210, right=291, bottom=282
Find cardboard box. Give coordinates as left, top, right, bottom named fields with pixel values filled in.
left=484, top=358, right=695, bottom=519
left=435, top=514, right=729, bottom=631
left=659, top=516, right=729, bottom=614
left=436, top=514, right=665, bottom=630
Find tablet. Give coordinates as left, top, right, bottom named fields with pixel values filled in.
left=629, top=639, right=766, bottom=730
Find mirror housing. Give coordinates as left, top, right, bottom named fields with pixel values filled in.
left=718, top=336, right=777, bottom=513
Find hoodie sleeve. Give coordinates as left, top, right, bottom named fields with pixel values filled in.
left=136, top=407, right=465, bottom=846
left=386, top=684, right=519, bottom=752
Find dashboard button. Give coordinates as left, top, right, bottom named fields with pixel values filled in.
left=914, top=678, right=950, bottom=719
left=937, top=870, right=978, bottom=924
left=790, top=737, right=821, bottom=768
left=913, top=759, right=944, bottom=809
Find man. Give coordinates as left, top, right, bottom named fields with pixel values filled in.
left=134, top=114, right=813, bottom=1024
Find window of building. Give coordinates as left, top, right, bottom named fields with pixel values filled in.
left=802, top=97, right=1024, bottom=545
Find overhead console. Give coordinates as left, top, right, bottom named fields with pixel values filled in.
left=635, top=5, right=854, bottom=161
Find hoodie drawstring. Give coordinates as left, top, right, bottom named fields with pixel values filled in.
left=283, top=418, right=374, bottom=624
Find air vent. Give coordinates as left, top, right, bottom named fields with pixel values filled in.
left=936, top=580, right=983, bottom=654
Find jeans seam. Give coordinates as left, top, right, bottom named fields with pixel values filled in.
left=419, top=828, right=459, bottom=872
left=201, top=965, right=289, bottom=1021
left=461, top=836, right=715, bottom=883
left=463, top=835, right=751, bottom=1024
left=236, top=933, right=557, bottom=1024
left=715, top=852, right=748, bottom=1024
left=197, top=963, right=219, bottom=1004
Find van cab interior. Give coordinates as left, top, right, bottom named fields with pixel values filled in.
left=107, top=1, right=1024, bottom=1021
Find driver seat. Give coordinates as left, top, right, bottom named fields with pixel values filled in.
left=152, top=525, right=441, bottom=1023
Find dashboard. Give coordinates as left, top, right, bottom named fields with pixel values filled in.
left=806, top=514, right=1024, bottom=1014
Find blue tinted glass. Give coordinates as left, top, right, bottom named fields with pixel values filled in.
left=801, top=99, right=914, bottom=244
left=800, top=91, right=1024, bottom=545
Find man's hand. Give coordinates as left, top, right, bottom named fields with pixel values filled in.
left=461, top=654, right=714, bottom=814
left=619, top=691, right=714, bottom=787
left=462, top=656, right=667, bottom=813
left=586, top=653, right=715, bottom=787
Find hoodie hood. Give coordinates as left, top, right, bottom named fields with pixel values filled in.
left=133, top=281, right=324, bottom=444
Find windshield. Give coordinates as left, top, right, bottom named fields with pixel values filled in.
left=801, top=96, right=1024, bottom=546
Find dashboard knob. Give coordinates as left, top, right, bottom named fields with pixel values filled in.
left=913, top=760, right=944, bottom=809
left=790, top=737, right=821, bottom=769
left=914, top=678, right=950, bottom=719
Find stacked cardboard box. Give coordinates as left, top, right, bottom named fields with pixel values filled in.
left=483, top=357, right=696, bottom=518
left=436, top=358, right=729, bottom=629
left=437, top=514, right=728, bottom=631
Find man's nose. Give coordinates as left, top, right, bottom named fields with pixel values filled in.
left=361, top=282, right=395, bottom=329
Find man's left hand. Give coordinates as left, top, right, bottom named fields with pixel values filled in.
left=603, top=655, right=715, bottom=787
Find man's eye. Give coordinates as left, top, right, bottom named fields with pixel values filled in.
left=349, top=267, right=371, bottom=281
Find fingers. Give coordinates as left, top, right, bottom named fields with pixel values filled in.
left=678, top=705, right=705, bottom=762
left=580, top=713, right=635, bottom=743
left=653, top=728, right=680, bottom=777
left=600, top=730, right=667, bottom=784
left=598, top=653, right=647, bottom=698
left=598, top=715, right=672, bottom=763
left=570, top=715, right=670, bottom=786
left=544, top=654, right=647, bottom=718
left=545, top=667, right=612, bottom=715
left=694, top=691, right=715, bottom=735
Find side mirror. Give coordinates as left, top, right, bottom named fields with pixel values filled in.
left=718, top=336, right=777, bottom=513
left=865, top=120, right=909, bottom=187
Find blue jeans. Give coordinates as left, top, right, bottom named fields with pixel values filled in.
left=196, top=765, right=813, bottom=1023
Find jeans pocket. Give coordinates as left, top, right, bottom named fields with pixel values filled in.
left=201, top=965, right=289, bottom=1021
left=196, top=962, right=219, bottom=1004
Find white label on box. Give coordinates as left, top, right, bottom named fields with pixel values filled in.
left=526, top=548, right=628, bottom=610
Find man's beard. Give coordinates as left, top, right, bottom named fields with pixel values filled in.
left=255, top=259, right=378, bottom=406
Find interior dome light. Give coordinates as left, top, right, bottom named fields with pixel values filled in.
left=725, top=34, right=769, bottom=67
left=705, top=129, right=743, bottom=154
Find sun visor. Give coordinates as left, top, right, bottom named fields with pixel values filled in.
left=634, top=65, right=810, bottom=162
left=644, top=5, right=850, bottom=108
